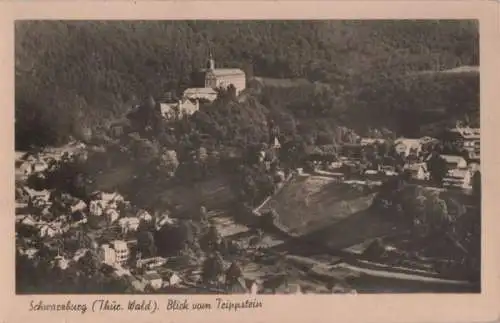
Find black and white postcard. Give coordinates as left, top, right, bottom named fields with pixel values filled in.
left=1, top=1, right=499, bottom=323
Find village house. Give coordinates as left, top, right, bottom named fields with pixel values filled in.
left=394, top=138, right=422, bottom=157
left=98, top=244, right=117, bottom=266
left=380, top=165, right=398, bottom=176
left=16, top=160, right=33, bottom=177
left=443, top=168, right=473, bottom=189
left=89, top=200, right=104, bottom=217
left=53, top=255, right=70, bottom=270
left=403, top=162, right=430, bottom=181
left=143, top=271, right=163, bottom=290
left=136, top=256, right=167, bottom=270
left=442, top=126, right=480, bottom=161
left=159, top=98, right=200, bottom=120
left=70, top=199, right=87, bottom=214
left=162, top=271, right=182, bottom=287
left=25, top=187, right=51, bottom=206
left=38, top=223, right=61, bottom=238
left=110, top=240, right=129, bottom=266
left=419, top=136, right=439, bottom=145
left=126, top=275, right=147, bottom=293
left=91, top=191, right=124, bottom=210
left=137, top=209, right=153, bottom=222
left=440, top=154, right=468, bottom=170
left=104, top=208, right=120, bottom=224
left=18, top=214, right=37, bottom=227
left=363, top=169, right=384, bottom=182
left=32, top=159, right=49, bottom=173
left=155, top=213, right=176, bottom=230
left=22, top=248, right=39, bottom=260
left=118, top=217, right=140, bottom=234
left=360, top=138, right=385, bottom=146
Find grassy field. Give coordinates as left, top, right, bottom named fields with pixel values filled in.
left=91, top=162, right=235, bottom=213
left=259, top=175, right=377, bottom=236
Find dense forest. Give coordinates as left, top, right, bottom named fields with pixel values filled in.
left=15, top=20, right=479, bottom=149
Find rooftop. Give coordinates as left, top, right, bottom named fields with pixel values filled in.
left=143, top=271, right=162, bottom=281
left=441, top=154, right=466, bottom=164
left=448, top=127, right=480, bottom=139
left=199, top=68, right=245, bottom=76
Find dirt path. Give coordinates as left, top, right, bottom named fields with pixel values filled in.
left=335, top=263, right=471, bottom=285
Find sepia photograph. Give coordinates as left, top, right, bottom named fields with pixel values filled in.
left=15, top=19, right=481, bottom=295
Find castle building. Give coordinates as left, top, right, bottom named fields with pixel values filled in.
left=190, top=53, right=246, bottom=95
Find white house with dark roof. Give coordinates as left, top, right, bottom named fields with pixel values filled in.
left=160, top=98, right=200, bottom=119
left=162, top=271, right=182, bottom=287
left=394, top=138, right=422, bottom=157
left=440, top=154, right=468, bottom=170
left=443, top=168, right=473, bottom=189
left=403, top=162, right=430, bottom=181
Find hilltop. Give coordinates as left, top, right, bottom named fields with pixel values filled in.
left=15, top=20, right=479, bottom=149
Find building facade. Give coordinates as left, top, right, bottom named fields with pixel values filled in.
left=443, top=168, right=473, bottom=189
left=159, top=99, right=200, bottom=120
left=191, top=53, right=246, bottom=95
left=394, top=138, right=422, bottom=157
left=110, top=240, right=129, bottom=266
left=98, top=244, right=117, bottom=266
left=442, top=127, right=480, bottom=161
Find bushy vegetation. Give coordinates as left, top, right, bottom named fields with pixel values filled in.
left=372, top=174, right=481, bottom=281
left=15, top=20, right=478, bottom=149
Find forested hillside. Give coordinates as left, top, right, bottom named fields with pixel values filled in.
left=15, top=20, right=479, bottom=149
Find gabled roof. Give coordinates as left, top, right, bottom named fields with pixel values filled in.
left=183, top=88, right=217, bottom=96
left=394, top=138, right=421, bottom=147
left=404, top=162, right=427, bottom=172
left=143, top=271, right=162, bottom=281
left=446, top=169, right=471, bottom=179
left=199, top=68, right=245, bottom=76
left=441, top=154, right=466, bottom=164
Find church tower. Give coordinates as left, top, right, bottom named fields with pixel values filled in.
left=206, top=50, right=215, bottom=70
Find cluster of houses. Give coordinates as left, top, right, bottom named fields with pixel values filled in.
left=304, top=126, right=480, bottom=191
left=15, top=141, right=87, bottom=179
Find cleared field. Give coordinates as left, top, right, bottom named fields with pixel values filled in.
left=93, top=165, right=235, bottom=213
left=157, top=177, right=235, bottom=212
left=259, top=175, right=377, bottom=236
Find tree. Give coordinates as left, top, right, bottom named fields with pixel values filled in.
left=471, top=170, right=481, bottom=205
left=427, top=153, right=447, bottom=186
left=158, top=149, right=179, bottom=177
left=133, top=137, right=160, bottom=166
left=201, top=252, right=225, bottom=284
left=201, top=225, right=223, bottom=252
left=196, top=205, right=209, bottom=224
left=225, top=261, right=243, bottom=284
left=137, top=230, right=157, bottom=258
left=77, top=251, right=100, bottom=278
